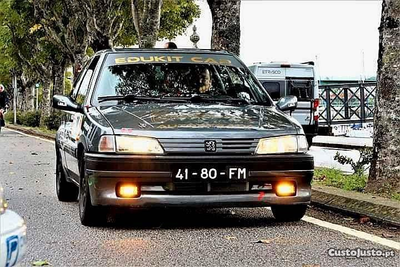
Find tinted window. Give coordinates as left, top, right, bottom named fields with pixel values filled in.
left=75, top=56, right=100, bottom=105
left=93, top=57, right=271, bottom=106
left=287, top=78, right=313, bottom=101
left=262, top=82, right=281, bottom=100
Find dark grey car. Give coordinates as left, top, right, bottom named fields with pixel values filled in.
left=53, top=49, right=314, bottom=226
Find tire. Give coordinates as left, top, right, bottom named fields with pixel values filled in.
left=56, top=147, right=79, bottom=202
left=271, top=205, right=307, bottom=222
left=79, top=157, right=107, bottom=226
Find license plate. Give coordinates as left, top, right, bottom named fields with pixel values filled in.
left=174, top=167, right=247, bottom=182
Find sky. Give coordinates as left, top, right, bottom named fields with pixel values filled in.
left=156, top=0, right=383, bottom=79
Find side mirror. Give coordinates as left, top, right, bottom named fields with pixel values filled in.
left=53, top=95, right=83, bottom=113
left=277, top=95, right=298, bottom=112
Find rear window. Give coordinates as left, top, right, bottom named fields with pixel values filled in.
left=287, top=78, right=314, bottom=101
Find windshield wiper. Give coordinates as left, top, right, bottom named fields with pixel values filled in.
left=98, top=94, right=192, bottom=104
left=98, top=95, right=159, bottom=103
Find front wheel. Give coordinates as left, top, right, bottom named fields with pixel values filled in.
left=56, top=148, right=78, bottom=202
left=79, top=158, right=107, bottom=226
left=271, top=205, right=307, bottom=222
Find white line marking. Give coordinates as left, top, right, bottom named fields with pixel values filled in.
left=264, top=207, right=400, bottom=250
left=302, top=215, right=400, bottom=250
left=6, top=128, right=55, bottom=144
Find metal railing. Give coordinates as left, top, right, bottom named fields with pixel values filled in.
left=318, top=82, right=376, bottom=126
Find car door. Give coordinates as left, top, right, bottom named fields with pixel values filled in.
left=64, top=57, right=99, bottom=181
left=60, top=63, right=89, bottom=177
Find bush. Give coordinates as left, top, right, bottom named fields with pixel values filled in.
left=4, top=110, right=16, bottom=123
left=334, top=147, right=372, bottom=176
left=19, top=111, right=41, bottom=127
left=43, top=111, right=63, bottom=130
left=4, top=109, right=62, bottom=131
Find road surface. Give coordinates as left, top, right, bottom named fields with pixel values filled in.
left=0, top=128, right=398, bottom=267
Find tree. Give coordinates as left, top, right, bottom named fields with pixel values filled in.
left=82, top=0, right=130, bottom=51
left=367, top=0, right=400, bottom=196
left=33, top=0, right=92, bottom=76
left=131, top=0, right=163, bottom=48
left=207, top=0, right=241, bottom=55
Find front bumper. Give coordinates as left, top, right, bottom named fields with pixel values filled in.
left=85, top=153, right=314, bottom=208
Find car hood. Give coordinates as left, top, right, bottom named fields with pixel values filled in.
left=97, top=103, right=302, bottom=136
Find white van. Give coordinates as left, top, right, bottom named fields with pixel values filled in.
left=249, top=62, right=319, bottom=146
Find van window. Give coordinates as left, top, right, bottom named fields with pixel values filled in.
left=262, top=81, right=281, bottom=100
left=287, top=78, right=313, bottom=101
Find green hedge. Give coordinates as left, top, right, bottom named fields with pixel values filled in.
left=4, top=110, right=63, bottom=130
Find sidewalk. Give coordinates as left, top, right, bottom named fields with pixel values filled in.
left=312, top=185, right=400, bottom=227
left=313, top=135, right=372, bottom=149
left=5, top=124, right=55, bottom=140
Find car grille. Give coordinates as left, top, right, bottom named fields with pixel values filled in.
left=159, top=138, right=258, bottom=154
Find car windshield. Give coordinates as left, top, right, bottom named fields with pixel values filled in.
left=93, top=53, right=272, bottom=106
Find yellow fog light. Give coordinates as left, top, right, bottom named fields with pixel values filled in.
left=275, top=182, right=296, bottom=197
left=116, top=183, right=140, bottom=198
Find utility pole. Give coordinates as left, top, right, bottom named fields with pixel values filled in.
left=13, top=75, right=17, bottom=124
left=35, top=83, right=39, bottom=110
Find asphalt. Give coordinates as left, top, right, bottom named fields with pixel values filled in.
left=0, top=129, right=399, bottom=267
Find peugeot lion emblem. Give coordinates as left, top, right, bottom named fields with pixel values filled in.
left=204, top=140, right=217, bottom=152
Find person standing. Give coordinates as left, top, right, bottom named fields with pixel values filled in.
left=164, top=42, right=178, bottom=49
left=0, top=84, right=8, bottom=129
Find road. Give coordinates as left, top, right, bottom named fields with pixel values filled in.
left=1, top=128, right=399, bottom=267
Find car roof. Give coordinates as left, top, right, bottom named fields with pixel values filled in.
left=249, top=62, right=314, bottom=69
left=95, top=48, right=233, bottom=56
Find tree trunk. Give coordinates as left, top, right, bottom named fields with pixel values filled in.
left=39, top=80, right=53, bottom=128
left=207, top=0, right=241, bottom=55
left=53, top=65, right=64, bottom=95
left=131, top=0, right=163, bottom=48
left=366, top=0, right=400, bottom=195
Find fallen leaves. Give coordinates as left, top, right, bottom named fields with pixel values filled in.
left=381, top=233, right=395, bottom=238
left=253, top=238, right=277, bottom=244
left=32, top=260, right=51, bottom=266
left=224, top=236, right=237, bottom=240
left=359, top=216, right=370, bottom=224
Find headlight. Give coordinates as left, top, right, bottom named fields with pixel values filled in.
left=116, top=136, right=164, bottom=154
left=99, top=135, right=164, bottom=154
left=0, top=187, right=8, bottom=215
left=255, top=135, right=308, bottom=154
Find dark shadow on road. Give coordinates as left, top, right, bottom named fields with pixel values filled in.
left=93, top=207, right=306, bottom=230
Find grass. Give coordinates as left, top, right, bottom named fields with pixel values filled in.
left=391, top=193, right=400, bottom=201
left=313, top=167, right=367, bottom=192
left=314, top=167, right=400, bottom=202
left=5, top=122, right=57, bottom=135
